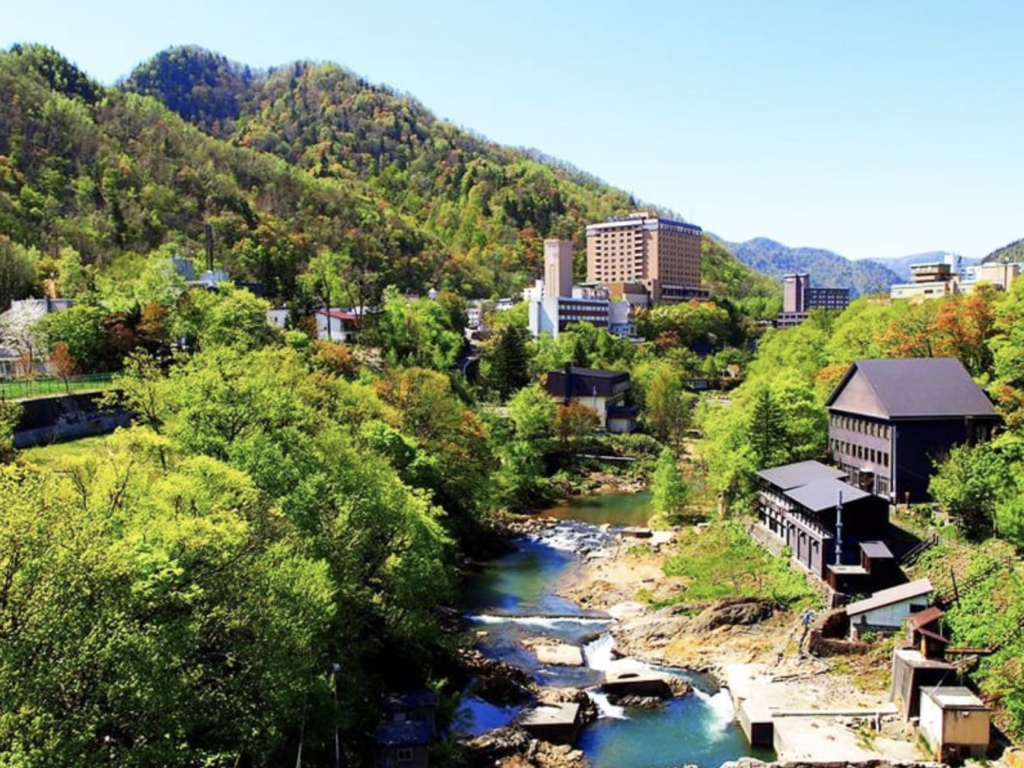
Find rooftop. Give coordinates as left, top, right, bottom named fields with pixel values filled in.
left=826, top=358, right=998, bottom=420
left=846, top=578, right=932, bottom=617
left=785, top=477, right=870, bottom=513
left=756, top=460, right=847, bottom=491
left=923, top=686, right=988, bottom=711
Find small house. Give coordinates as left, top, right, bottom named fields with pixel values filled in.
left=373, top=688, right=438, bottom=768
left=919, top=686, right=990, bottom=764
left=544, top=365, right=636, bottom=433
left=315, top=308, right=359, bottom=343
left=890, top=648, right=958, bottom=720
left=906, top=606, right=949, bottom=660
left=846, top=578, right=932, bottom=639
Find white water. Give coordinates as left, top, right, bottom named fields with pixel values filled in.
left=693, top=686, right=737, bottom=731
left=588, top=690, right=627, bottom=720
left=583, top=633, right=653, bottom=675
left=465, top=614, right=609, bottom=629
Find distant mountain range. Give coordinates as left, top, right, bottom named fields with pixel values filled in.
left=722, top=237, right=902, bottom=296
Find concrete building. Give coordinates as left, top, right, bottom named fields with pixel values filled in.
left=586, top=211, right=702, bottom=304
left=543, top=238, right=574, bottom=299
left=919, top=687, right=991, bottom=763
left=776, top=273, right=850, bottom=328
left=962, top=261, right=1022, bottom=293
left=527, top=285, right=612, bottom=339
left=890, top=258, right=960, bottom=301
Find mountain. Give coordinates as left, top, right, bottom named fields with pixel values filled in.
left=0, top=43, right=775, bottom=308
left=723, top=237, right=902, bottom=296
left=983, top=237, right=1024, bottom=264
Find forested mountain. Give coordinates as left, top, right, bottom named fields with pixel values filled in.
left=724, top=237, right=902, bottom=296
left=0, top=43, right=775, bottom=309
left=983, top=237, right=1024, bottom=264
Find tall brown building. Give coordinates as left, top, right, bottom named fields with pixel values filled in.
left=585, top=212, right=703, bottom=303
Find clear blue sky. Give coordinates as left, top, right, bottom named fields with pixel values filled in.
left=5, top=0, right=1023, bottom=260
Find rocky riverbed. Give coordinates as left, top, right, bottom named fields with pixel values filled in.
left=455, top=514, right=1018, bottom=768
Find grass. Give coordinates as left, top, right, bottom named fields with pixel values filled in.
left=20, top=435, right=109, bottom=468
left=655, top=519, right=818, bottom=609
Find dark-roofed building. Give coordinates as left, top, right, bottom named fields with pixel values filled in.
left=374, top=688, right=438, bottom=768
left=756, top=460, right=889, bottom=580
left=544, top=365, right=636, bottom=433
left=826, top=358, right=1000, bottom=503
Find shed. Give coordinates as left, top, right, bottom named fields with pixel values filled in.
left=919, top=686, right=990, bottom=763
left=890, top=648, right=957, bottom=720
left=373, top=719, right=432, bottom=768
left=846, top=578, right=932, bottom=639
left=906, top=606, right=949, bottom=660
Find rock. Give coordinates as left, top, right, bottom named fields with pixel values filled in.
left=607, top=600, right=648, bottom=619
left=691, top=597, right=773, bottom=632
left=461, top=726, right=532, bottom=765
left=534, top=643, right=584, bottom=666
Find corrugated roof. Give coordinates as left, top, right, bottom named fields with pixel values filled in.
left=756, top=460, right=848, bottom=491
left=785, top=478, right=869, bottom=513
left=826, top=358, right=998, bottom=419
left=846, top=578, right=933, bottom=617
left=907, top=606, right=944, bottom=630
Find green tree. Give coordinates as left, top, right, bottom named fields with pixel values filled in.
left=507, top=383, right=556, bottom=442
left=487, top=325, right=531, bottom=401
left=652, top=447, right=690, bottom=522
left=749, top=385, right=789, bottom=470
left=929, top=442, right=1011, bottom=540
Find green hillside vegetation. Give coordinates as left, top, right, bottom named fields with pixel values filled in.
left=724, top=236, right=902, bottom=296
left=0, top=43, right=772, bottom=314
left=984, top=236, right=1024, bottom=264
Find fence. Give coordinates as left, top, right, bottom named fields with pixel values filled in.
left=0, top=373, right=115, bottom=402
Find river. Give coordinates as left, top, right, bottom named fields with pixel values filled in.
left=457, top=492, right=774, bottom=768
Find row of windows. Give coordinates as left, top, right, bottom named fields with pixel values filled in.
left=831, top=438, right=889, bottom=467
left=831, top=414, right=890, bottom=439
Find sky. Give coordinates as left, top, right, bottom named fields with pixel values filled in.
left=4, top=0, right=1024, bottom=261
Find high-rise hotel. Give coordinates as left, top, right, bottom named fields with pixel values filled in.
left=585, top=211, right=704, bottom=304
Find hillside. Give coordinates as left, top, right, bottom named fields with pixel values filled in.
left=0, top=43, right=775, bottom=309
left=724, top=237, right=902, bottom=296
left=984, top=237, right=1024, bottom=264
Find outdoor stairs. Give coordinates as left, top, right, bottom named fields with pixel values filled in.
left=899, top=532, right=939, bottom=567
left=934, top=557, right=1014, bottom=610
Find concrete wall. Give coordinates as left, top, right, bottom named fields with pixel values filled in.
left=13, top=393, right=131, bottom=448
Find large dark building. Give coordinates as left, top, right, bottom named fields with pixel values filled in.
left=826, top=358, right=1000, bottom=503
left=776, top=273, right=850, bottom=328
left=756, top=460, right=890, bottom=582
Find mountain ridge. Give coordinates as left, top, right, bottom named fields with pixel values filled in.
left=722, top=236, right=901, bottom=296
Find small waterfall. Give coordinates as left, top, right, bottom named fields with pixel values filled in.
left=693, top=687, right=737, bottom=731
left=583, top=633, right=651, bottom=674
left=588, top=690, right=627, bottom=720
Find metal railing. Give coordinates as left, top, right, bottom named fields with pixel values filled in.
left=0, top=373, right=115, bottom=401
